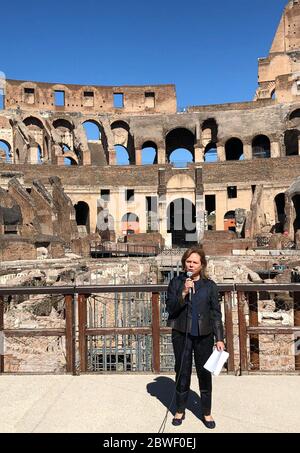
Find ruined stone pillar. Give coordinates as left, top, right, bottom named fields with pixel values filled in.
left=158, top=195, right=168, bottom=244
left=243, top=144, right=252, bottom=160
left=195, top=167, right=205, bottom=242
left=56, top=156, right=65, bottom=165
left=135, top=148, right=142, bottom=165
left=271, top=141, right=280, bottom=158
left=82, top=151, right=91, bottom=165
left=108, top=148, right=116, bottom=165
left=158, top=168, right=168, bottom=244
left=28, top=145, right=38, bottom=164
left=194, top=146, right=204, bottom=163
left=217, top=145, right=226, bottom=161
left=157, top=147, right=166, bottom=165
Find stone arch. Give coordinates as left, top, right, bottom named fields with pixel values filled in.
left=289, top=109, right=300, bottom=121
left=53, top=118, right=74, bottom=152
left=204, top=142, right=218, bottom=162
left=252, top=135, right=271, bottom=158
left=0, top=139, right=11, bottom=162
left=62, top=144, right=78, bottom=165
left=165, top=127, right=195, bottom=164
left=142, top=140, right=157, bottom=164
left=201, top=118, right=218, bottom=147
left=111, top=120, right=135, bottom=164
left=121, top=212, right=139, bottom=235
left=224, top=210, right=236, bottom=231
left=82, top=119, right=108, bottom=164
left=53, top=118, right=74, bottom=131
left=82, top=119, right=102, bottom=141
left=23, top=116, right=47, bottom=163
left=225, top=137, right=244, bottom=161
left=273, top=193, right=286, bottom=233
left=74, top=201, right=90, bottom=234
left=292, top=194, right=300, bottom=239
left=284, top=129, right=300, bottom=156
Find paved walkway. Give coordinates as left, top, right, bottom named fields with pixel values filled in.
left=0, top=374, right=299, bottom=433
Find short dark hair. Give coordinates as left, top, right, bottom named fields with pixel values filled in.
left=181, top=246, right=208, bottom=279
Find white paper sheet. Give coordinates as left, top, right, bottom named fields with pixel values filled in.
left=203, top=349, right=229, bottom=376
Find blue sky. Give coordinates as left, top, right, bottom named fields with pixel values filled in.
left=0, top=0, right=288, bottom=108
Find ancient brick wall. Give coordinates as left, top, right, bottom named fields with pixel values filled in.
left=4, top=80, right=177, bottom=115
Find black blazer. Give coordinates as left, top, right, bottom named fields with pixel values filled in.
left=165, top=274, right=224, bottom=342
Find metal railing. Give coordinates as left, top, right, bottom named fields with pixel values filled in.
left=0, top=283, right=300, bottom=375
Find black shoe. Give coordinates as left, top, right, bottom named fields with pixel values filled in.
left=172, top=412, right=185, bottom=426
left=202, top=416, right=216, bottom=429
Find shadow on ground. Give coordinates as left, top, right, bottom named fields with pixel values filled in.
left=147, top=376, right=204, bottom=420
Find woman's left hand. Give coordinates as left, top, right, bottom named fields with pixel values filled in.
left=216, top=341, right=225, bottom=351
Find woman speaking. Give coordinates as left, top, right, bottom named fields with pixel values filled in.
left=166, top=246, right=225, bottom=429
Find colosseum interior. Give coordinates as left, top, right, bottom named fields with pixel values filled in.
left=1, top=0, right=300, bottom=374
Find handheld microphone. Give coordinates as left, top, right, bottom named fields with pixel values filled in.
left=186, top=271, right=193, bottom=300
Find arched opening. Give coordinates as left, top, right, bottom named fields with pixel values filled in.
left=166, top=128, right=195, bottom=164
left=53, top=118, right=74, bottom=130
left=252, top=135, right=271, bottom=159
left=284, top=130, right=300, bottom=156
left=292, top=195, right=300, bottom=238
left=74, top=201, right=90, bottom=234
left=201, top=118, right=218, bottom=145
left=274, top=193, right=285, bottom=233
left=82, top=120, right=101, bottom=141
left=23, top=116, right=44, bottom=129
left=289, top=109, right=300, bottom=121
left=63, top=144, right=77, bottom=166
left=64, top=157, right=77, bottom=166
left=224, top=211, right=236, bottom=232
left=53, top=118, right=74, bottom=153
left=111, top=120, right=135, bottom=164
left=121, top=212, right=139, bottom=235
left=15, top=149, right=20, bottom=163
left=37, top=145, right=42, bottom=164
left=169, top=149, right=193, bottom=167
left=271, top=89, right=276, bottom=100
left=142, top=141, right=157, bottom=164
left=204, top=142, right=218, bottom=162
left=225, top=138, right=244, bottom=161
left=111, top=120, right=130, bottom=132
left=167, top=198, right=196, bottom=247
left=0, top=140, right=11, bottom=162
left=23, top=117, right=45, bottom=162
left=115, top=145, right=130, bottom=165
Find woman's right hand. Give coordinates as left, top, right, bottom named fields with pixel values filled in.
left=182, top=278, right=194, bottom=298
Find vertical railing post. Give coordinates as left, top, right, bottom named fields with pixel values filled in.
left=224, top=291, right=235, bottom=373
left=293, top=290, right=300, bottom=371
left=151, top=292, right=160, bottom=373
left=248, top=291, right=259, bottom=371
left=237, top=291, right=248, bottom=375
left=78, top=294, right=87, bottom=373
left=0, top=296, right=4, bottom=373
left=65, top=294, right=76, bottom=375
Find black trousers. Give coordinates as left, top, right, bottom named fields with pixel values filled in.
left=172, top=329, right=214, bottom=415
